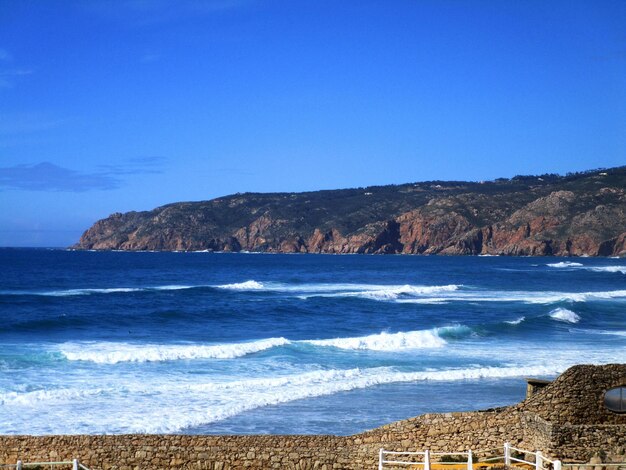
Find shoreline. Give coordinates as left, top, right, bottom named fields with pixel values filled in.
left=4, top=245, right=624, bottom=258
left=2, top=365, right=625, bottom=469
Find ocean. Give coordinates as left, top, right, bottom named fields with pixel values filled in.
left=0, top=249, right=624, bottom=435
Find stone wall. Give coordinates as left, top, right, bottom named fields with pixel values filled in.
left=520, top=364, right=626, bottom=425
left=1, top=364, right=624, bottom=469
left=0, top=435, right=362, bottom=470
left=550, top=424, right=626, bottom=461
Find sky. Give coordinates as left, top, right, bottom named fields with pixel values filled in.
left=0, top=0, right=625, bottom=247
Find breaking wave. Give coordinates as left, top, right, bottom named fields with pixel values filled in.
left=0, top=364, right=565, bottom=434
left=59, top=338, right=290, bottom=364
left=336, top=284, right=460, bottom=301
left=59, top=326, right=473, bottom=364
left=549, top=308, right=580, bottom=324
left=547, top=261, right=584, bottom=268
left=397, top=289, right=626, bottom=304
left=0, top=285, right=197, bottom=297
left=215, top=281, right=462, bottom=300
left=588, top=266, right=626, bottom=274
left=217, top=280, right=265, bottom=290
left=547, top=262, right=626, bottom=275
left=303, top=327, right=468, bottom=351
left=5, top=278, right=626, bottom=307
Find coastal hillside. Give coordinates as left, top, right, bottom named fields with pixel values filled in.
left=74, top=166, right=626, bottom=256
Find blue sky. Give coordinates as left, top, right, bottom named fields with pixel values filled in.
left=0, top=0, right=625, bottom=247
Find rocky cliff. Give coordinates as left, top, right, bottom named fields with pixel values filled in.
left=74, top=167, right=626, bottom=256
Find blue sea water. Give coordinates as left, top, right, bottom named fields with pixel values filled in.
left=0, top=249, right=625, bottom=435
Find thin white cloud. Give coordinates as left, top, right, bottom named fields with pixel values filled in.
left=0, top=69, right=34, bottom=88
left=97, top=156, right=167, bottom=175
left=0, top=47, right=32, bottom=88
left=0, top=159, right=166, bottom=192
left=0, top=112, right=66, bottom=134
left=0, top=69, right=32, bottom=76
left=0, top=162, right=120, bottom=192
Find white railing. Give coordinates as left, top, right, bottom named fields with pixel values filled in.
left=0, top=460, right=90, bottom=470
left=379, top=443, right=562, bottom=470
left=378, top=449, right=475, bottom=470
left=506, top=444, right=562, bottom=470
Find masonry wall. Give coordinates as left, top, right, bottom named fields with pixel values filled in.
left=520, top=364, right=626, bottom=425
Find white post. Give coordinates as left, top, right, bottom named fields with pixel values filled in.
left=379, top=448, right=384, bottom=470
left=73, top=459, right=79, bottom=470
left=425, top=449, right=431, bottom=470
left=16, top=461, right=22, bottom=470
left=536, top=451, right=543, bottom=470
left=504, top=443, right=511, bottom=466
left=554, top=460, right=562, bottom=470
left=467, top=450, right=473, bottom=470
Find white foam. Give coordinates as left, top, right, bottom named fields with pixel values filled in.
left=580, top=290, right=626, bottom=301
left=10, top=280, right=625, bottom=308
left=213, top=281, right=462, bottom=299
left=59, top=338, right=290, bottom=364
left=0, top=387, right=106, bottom=406
left=547, top=261, right=584, bottom=268
left=599, top=330, right=626, bottom=337
left=577, top=329, right=626, bottom=338
left=304, top=328, right=449, bottom=351
left=46, top=287, right=144, bottom=296
left=0, top=364, right=567, bottom=434
left=217, top=280, right=265, bottom=290
left=588, top=266, right=626, bottom=274
left=152, top=285, right=195, bottom=291
left=549, top=308, right=580, bottom=324
left=505, top=317, right=525, bottom=325
left=5, top=285, right=198, bottom=297
left=397, top=289, right=626, bottom=305
left=296, top=284, right=461, bottom=301
left=58, top=328, right=459, bottom=363
left=351, top=284, right=460, bottom=301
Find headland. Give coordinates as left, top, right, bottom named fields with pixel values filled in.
left=73, top=166, right=626, bottom=256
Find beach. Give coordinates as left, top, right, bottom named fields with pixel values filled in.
left=2, top=365, right=625, bottom=469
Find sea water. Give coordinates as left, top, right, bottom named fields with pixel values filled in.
left=0, top=249, right=624, bottom=435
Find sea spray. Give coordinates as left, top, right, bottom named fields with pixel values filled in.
left=59, top=338, right=291, bottom=364
left=217, top=280, right=265, bottom=290
left=58, top=327, right=468, bottom=363
left=589, top=266, right=626, bottom=274
left=0, top=364, right=567, bottom=434
left=549, top=308, right=580, bottom=323
left=547, top=262, right=584, bottom=268
left=303, top=328, right=449, bottom=350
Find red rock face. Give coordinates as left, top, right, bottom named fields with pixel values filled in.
left=397, top=210, right=474, bottom=254
left=613, top=233, right=626, bottom=256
